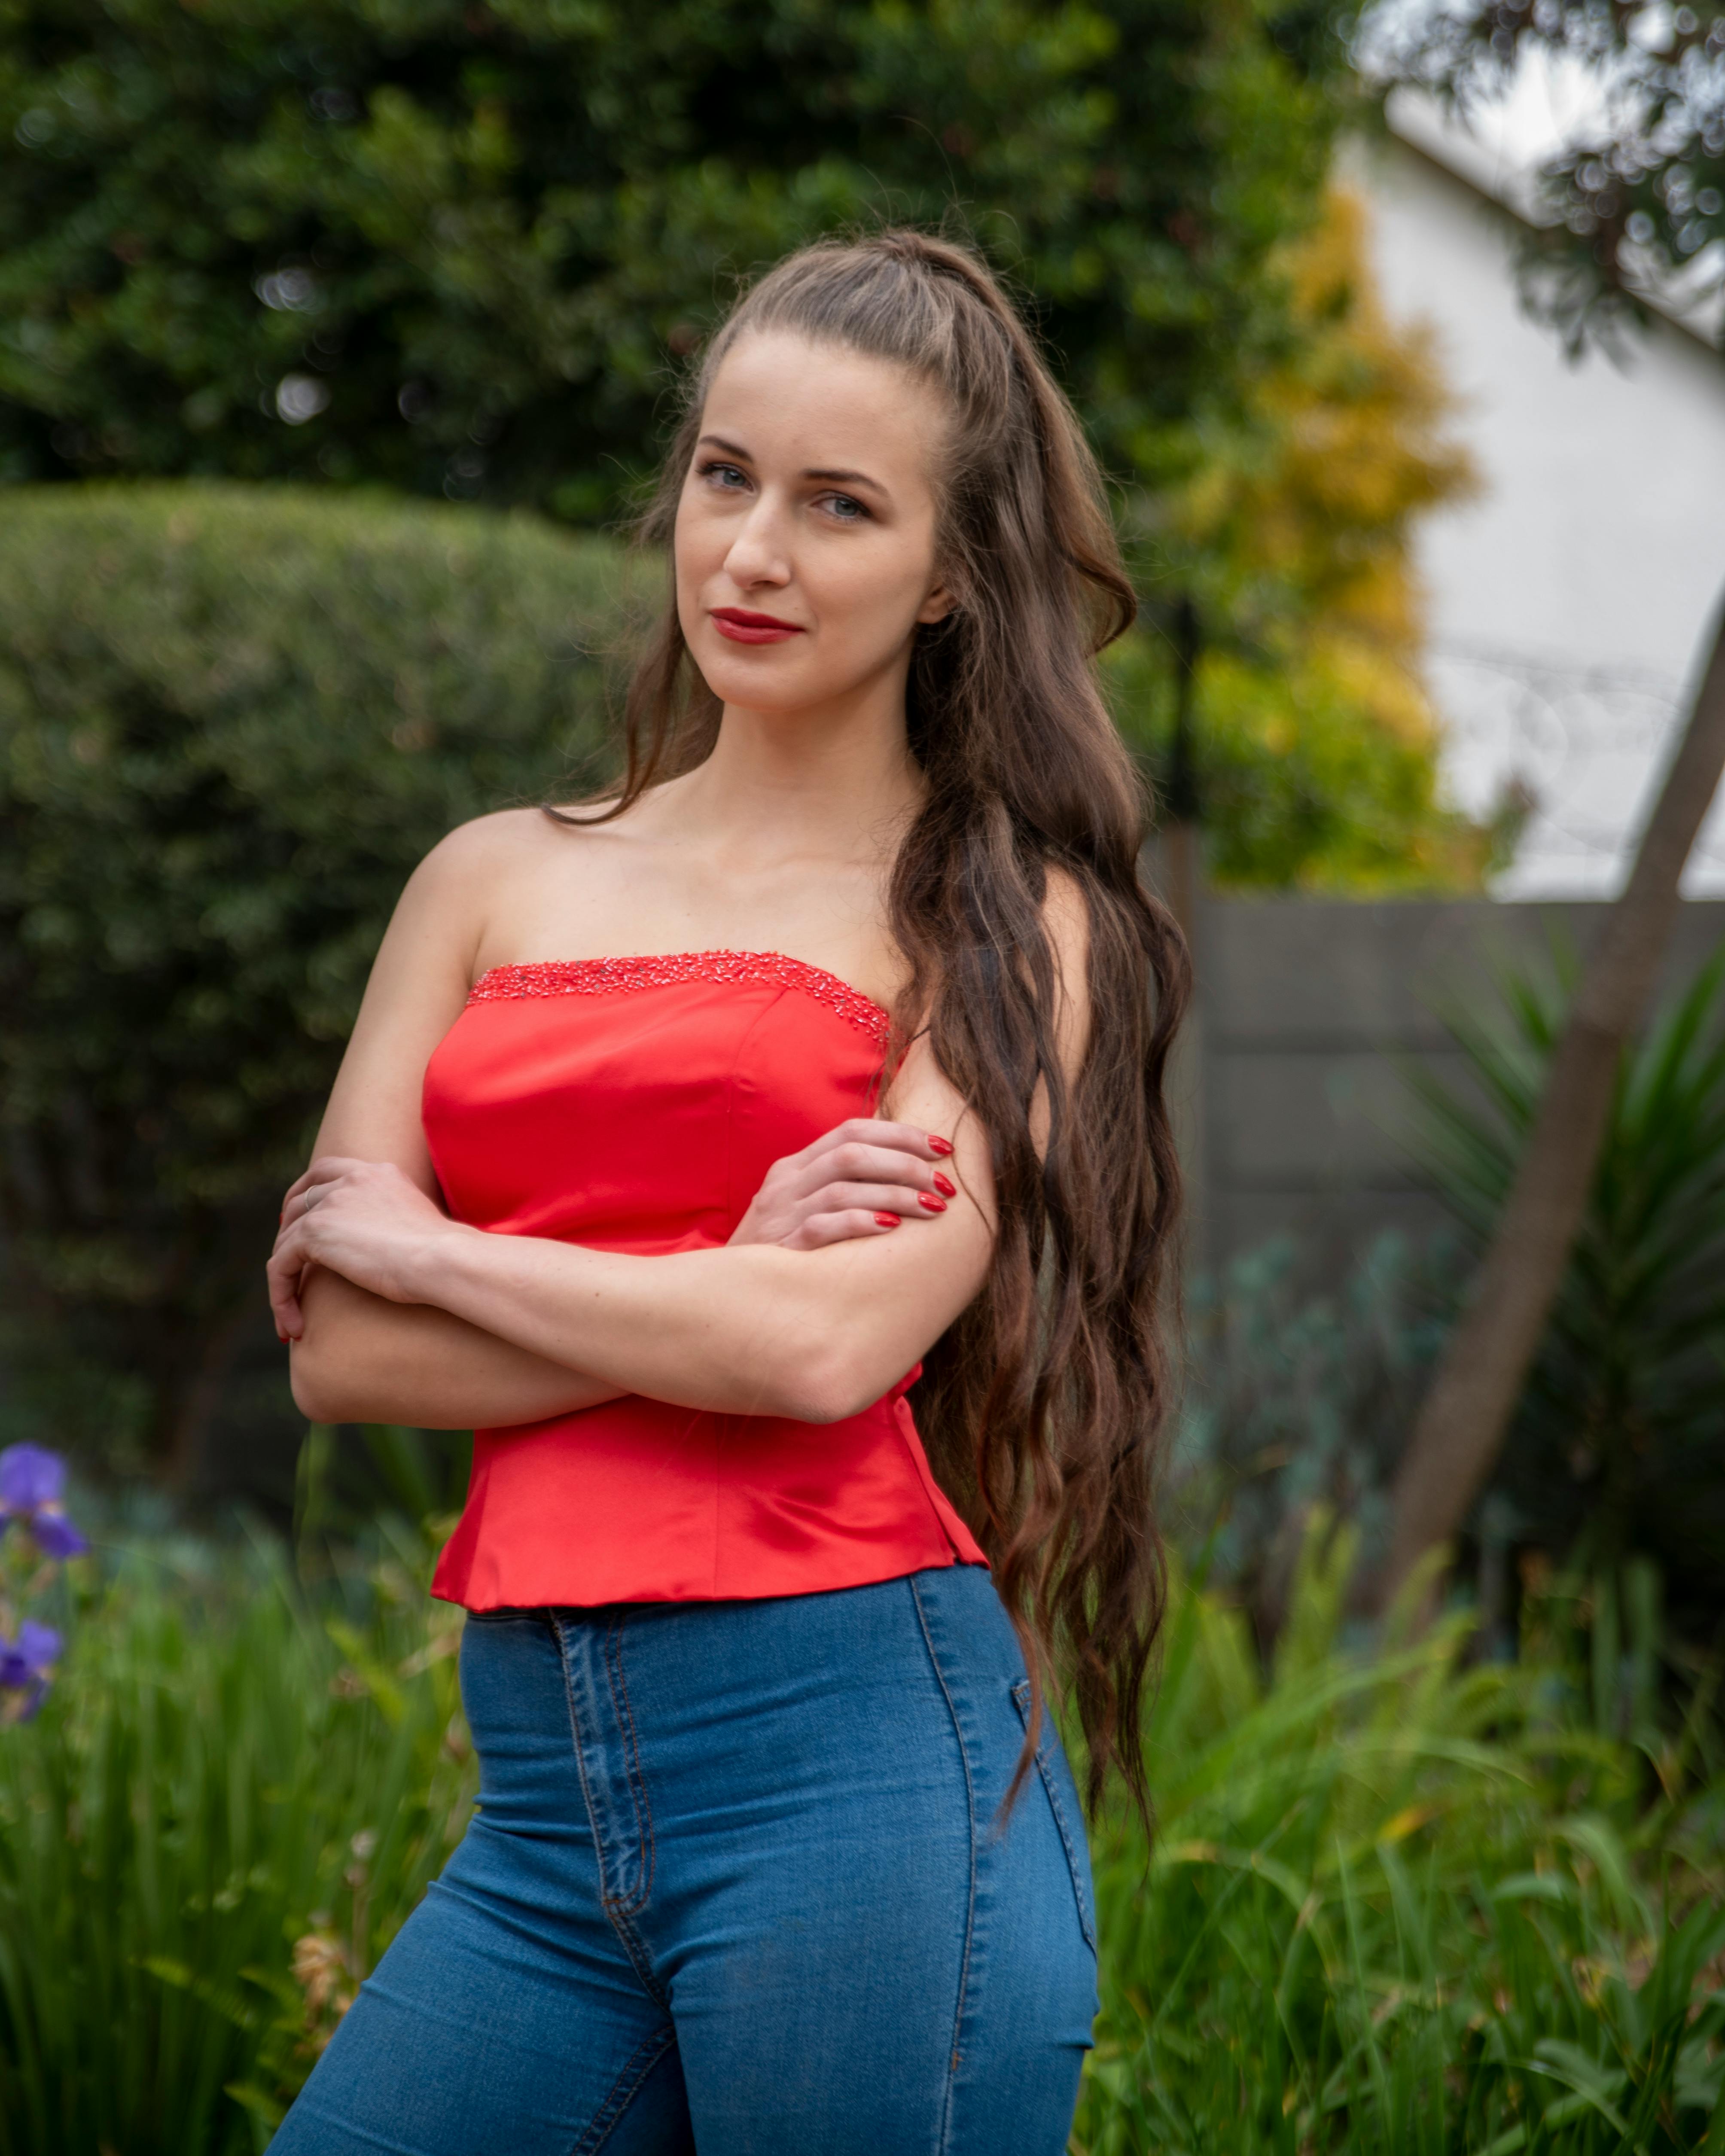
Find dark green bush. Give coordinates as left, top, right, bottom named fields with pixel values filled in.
left=0, top=0, right=1346, bottom=518
left=0, top=481, right=623, bottom=1484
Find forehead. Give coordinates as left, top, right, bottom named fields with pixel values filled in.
left=698, top=329, right=946, bottom=486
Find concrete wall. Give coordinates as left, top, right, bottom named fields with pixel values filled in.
left=1182, top=896, right=1725, bottom=1282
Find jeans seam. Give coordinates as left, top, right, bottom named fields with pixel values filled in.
left=551, top=1615, right=667, bottom=2008
left=552, top=1611, right=607, bottom=1885
left=1011, top=1679, right=1097, bottom=1953
left=567, top=2021, right=679, bottom=2156
left=603, top=1614, right=657, bottom=1915
left=909, top=1573, right=977, bottom=2156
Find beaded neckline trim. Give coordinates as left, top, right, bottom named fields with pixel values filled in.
left=466, top=952, right=892, bottom=1049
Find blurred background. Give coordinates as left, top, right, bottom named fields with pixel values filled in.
left=2, top=1, right=1725, bottom=2146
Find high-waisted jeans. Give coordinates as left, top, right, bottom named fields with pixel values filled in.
left=268, top=1565, right=1098, bottom=2155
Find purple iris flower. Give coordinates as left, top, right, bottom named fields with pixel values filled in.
left=0, top=1443, right=88, bottom=1559
left=0, top=1619, right=60, bottom=1721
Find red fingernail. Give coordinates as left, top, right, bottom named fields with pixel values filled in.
left=918, top=1193, right=947, bottom=1213
left=932, top=1172, right=956, bottom=1198
left=277, top=1330, right=288, bottom=1343
left=874, top=1212, right=900, bottom=1228
left=927, top=1135, right=954, bottom=1156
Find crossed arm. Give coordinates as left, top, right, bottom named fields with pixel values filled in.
left=274, top=1108, right=990, bottom=1426
left=269, top=822, right=1036, bottom=1431
left=274, top=1092, right=990, bottom=1428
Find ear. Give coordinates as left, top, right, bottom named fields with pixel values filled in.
left=916, top=578, right=958, bottom=625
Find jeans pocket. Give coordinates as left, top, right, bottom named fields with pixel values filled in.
left=1011, top=1678, right=1097, bottom=1954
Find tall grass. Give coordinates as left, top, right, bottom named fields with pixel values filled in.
left=0, top=1528, right=473, bottom=2152
left=0, top=1520, right=1720, bottom=2152
left=1074, top=1529, right=1725, bottom=2153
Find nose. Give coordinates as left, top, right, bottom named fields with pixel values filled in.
left=722, top=492, right=792, bottom=592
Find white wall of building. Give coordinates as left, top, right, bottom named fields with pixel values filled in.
left=1350, top=127, right=1725, bottom=894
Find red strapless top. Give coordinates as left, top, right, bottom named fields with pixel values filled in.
left=423, top=952, right=987, bottom=1609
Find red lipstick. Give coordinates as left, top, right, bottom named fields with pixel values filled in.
left=711, top=607, right=805, bottom=645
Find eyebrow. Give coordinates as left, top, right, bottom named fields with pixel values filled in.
left=697, top=434, right=888, bottom=495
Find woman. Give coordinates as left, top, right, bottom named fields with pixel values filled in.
left=266, top=229, right=1186, bottom=2155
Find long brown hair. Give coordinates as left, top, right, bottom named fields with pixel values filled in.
left=561, top=230, right=1188, bottom=1820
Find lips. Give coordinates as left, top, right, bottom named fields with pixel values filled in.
left=711, top=607, right=805, bottom=646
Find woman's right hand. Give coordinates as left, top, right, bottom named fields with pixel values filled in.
left=729, top=1119, right=959, bottom=1252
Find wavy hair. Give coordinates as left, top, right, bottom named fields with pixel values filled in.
left=558, top=230, right=1188, bottom=1819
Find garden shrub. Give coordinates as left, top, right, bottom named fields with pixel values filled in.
left=0, top=481, right=626, bottom=1486
left=1167, top=1228, right=1456, bottom=1644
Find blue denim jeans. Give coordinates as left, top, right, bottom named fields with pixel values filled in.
left=269, top=1565, right=1097, bottom=2155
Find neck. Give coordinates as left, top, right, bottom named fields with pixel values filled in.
left=677, top=677, right=925, bottom=865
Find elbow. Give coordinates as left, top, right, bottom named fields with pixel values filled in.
left=288, top=1341, right=363, bottom=1426
left=761, top=1339, right=883, bottom=1426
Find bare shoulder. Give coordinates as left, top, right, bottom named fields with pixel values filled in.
left=402, top=804, right=613, bottom=931
left=414, top=806, right=564, bottom=890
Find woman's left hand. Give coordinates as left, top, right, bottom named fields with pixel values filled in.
left=268, top=1157, right=462, bottom=1340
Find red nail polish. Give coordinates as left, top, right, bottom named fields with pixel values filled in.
left=917, top=1193, right=947, bottom=1213
left=873, top=1212, right=900, bottom=1228
left=927, top=1135, right=954, bottom=1157
left=932, top=1172, right=956, bottom=1198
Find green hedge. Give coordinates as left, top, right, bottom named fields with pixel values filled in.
left=0, top=481, right=626, bottom=1481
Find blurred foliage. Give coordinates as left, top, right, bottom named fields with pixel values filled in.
left=1410, top=944, right=1725, bottom=1642
left=1362, top=0, right=1725, bottom=359
left=1109, top=188, right=1504, bottom=889
left=1170, top=188, right=1475, bottom=651
left=0, top=0, right=1358, bottom=517
left=4, top=1511, right=1723, bottom=2150
left=1111, top=629, right=1498, bottom=889
left=0, top=481, right=619, bottom=1479
left=1075, top=1523, right=1725, bottom=2153
left=0, top=1520, right=474, bottom=2152
left=294, top=1422, right=474, bottom=1560
left=1167, top=1229, right=1454, bottom=1647
left=0, top=0, right=1496, bottom=892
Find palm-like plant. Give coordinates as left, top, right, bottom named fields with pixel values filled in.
left=1409, top=945, right=1725, bottom=1629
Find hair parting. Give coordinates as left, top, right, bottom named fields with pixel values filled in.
left=550, top=228, right=1189, bottom=1824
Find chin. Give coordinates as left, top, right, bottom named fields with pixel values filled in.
left=695, top=646, right=818, bottom=712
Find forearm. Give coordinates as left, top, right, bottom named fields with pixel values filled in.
left=272, top=1053, right=997, bottom=1421
left=289, top=1268, right=625, bottom=1428
left=409, top=1227, right=939, bottom=1424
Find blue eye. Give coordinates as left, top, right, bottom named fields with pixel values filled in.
left=699, top=460, right=749, bottom=489
left=823, top=494, right=867, bottom=521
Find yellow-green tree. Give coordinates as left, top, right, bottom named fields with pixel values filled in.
left=1112, top=186, right=1503, bottom=890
